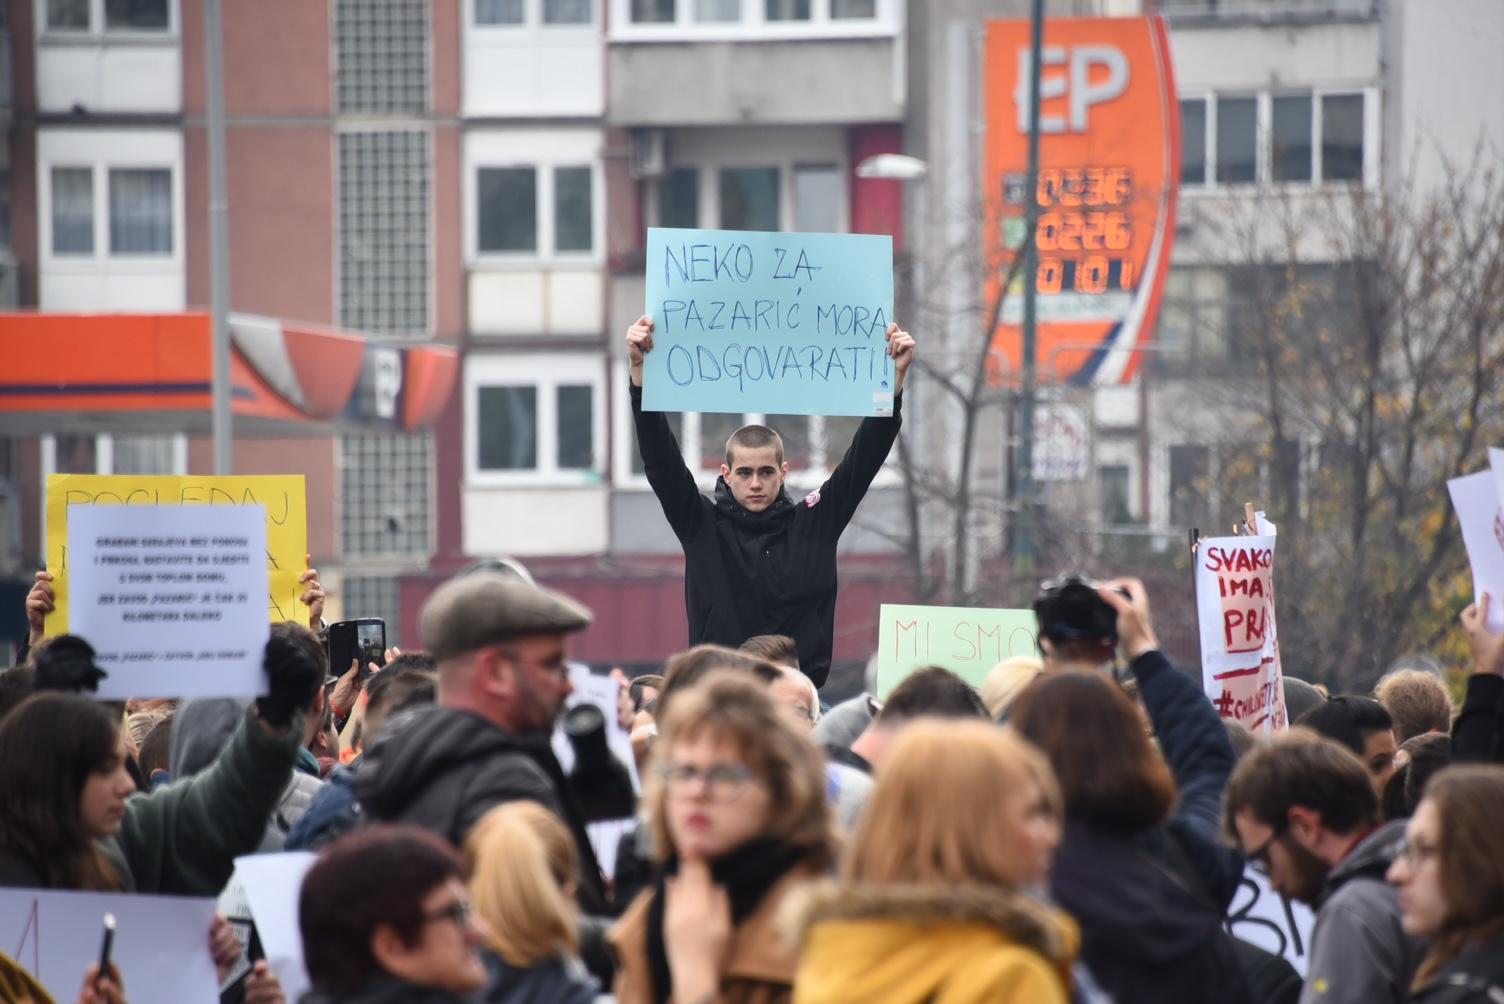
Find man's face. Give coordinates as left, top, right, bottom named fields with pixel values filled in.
left=497, top=634, right=573, bottom=735
left=721, top=446, right=787, bottom=513
left=1234, top=807, right=1333, bottom=905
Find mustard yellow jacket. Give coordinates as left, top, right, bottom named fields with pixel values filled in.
left=786, top=882, right=1078, bottom=1004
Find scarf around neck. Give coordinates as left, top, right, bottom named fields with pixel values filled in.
left=645, top=837, right=805, bottom=1004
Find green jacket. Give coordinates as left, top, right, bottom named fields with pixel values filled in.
left=109, top=706, right=303, bottom=895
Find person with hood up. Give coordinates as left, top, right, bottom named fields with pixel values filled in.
left=625, top=314, right=916, bottom=689
left=1010, top=578, right=1253, bottom=1004
left=1386, top=765, right=1504, bottom=1003
left=790, top=719, right=1076, bottom=1004
left=353, top=573, right=608, bottom=916
left=0, top=632, right=310, bottom=894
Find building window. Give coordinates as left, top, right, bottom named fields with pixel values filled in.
left=831, top=0, right=874, bottom=16
left=1100, top=465, right=1131, bottom=524
left=479, top=168, right=538, bottom=253
left=47, top=0, right=89, bottom=30
left=469, top=356, right=604, bottom=483
left=1271, top=95, right=1313, bottom=183
left=104, top=0, right=168, bottom=30
left=339, top=130, right=431, bottom=335
left=108, top=169, right=172, bottom=255
left=342, top=575, right=403, bottom=644
left=335, top=0, right=428, bottom=115
left=475, top=0, right=524, bottom=22
left=631, top=0, right=675, bottom=20
left=765, top=0, right=809, bottom=19
left=1180, top=99, right=1206, bottom=186
left=694, top=0, right=738, bottom=20
left=50, top=167, right=94, bottom=256
left=793, top=163, right=840, bottom=233
left=719, top=167, right=779, bottom=231
left=1169, top=444, right=1210, bottom=529
left=1321, top=94, right=1364, bottom=182
left=111, top=435, right=176, bottom=474
left=477, top=386, right=539, bottom=470
left=1215, top=97, right=1257, bottom=185
left=658, top=168, right=699, bottom=228
left=553, top=166, right=594, bottom=253
left=341, top=432, right=434, bottom=558
left=543, top=0, right=593, bottom=22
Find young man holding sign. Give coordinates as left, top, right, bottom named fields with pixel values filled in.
left=627, top=315, right=915, bottom=689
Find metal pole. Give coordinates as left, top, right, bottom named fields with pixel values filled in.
left=1015, top=0, right=1045, bottom=565
left=205, top=0, right=233, bottom=475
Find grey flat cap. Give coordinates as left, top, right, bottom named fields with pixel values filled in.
left=421, top=574, right=593, bottom=661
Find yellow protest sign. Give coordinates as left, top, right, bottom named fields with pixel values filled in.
left=45, top=474, right=308, bottom=635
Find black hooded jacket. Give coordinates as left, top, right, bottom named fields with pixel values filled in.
left=354, top=705, right=607, bottom=915
left=630, top=382, right=901, bottom=688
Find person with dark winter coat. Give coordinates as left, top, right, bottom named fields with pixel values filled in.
left=1011, top=578, right=1253, bottom=1004
left=1225, top=731, right=1426, bottom=1004
left=625, top=314, right=916, bottom=689
left=1453, top=597, right=1504, bottom=764
left=1387, top=766, right=1504, bottom=1004
left=299, top=826, right=490, bottom=1004
left=0, top=688, right=303, bottom=895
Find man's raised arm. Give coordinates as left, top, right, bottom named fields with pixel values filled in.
left=815, top=323, right=915, bottom=534
left=628, top=315, right=706, bottom=541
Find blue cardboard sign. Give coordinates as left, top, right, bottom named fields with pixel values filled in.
left=642, top=228, right=895, bottom=417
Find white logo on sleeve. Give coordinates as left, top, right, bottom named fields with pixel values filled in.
left=803, top=490, right=822, bottom=508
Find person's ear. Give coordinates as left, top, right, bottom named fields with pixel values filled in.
left=476, top=648, right=517, bottom=702
left=779, top=461, right=789, bottom=477
left=1287, top=805, right=1321, bottom=843
left=720, top=462, right=731, bottom=479
left=370, top=924, right=412, bottom=979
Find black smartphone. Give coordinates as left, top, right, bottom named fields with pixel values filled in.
left=329, top=618, right=385, bottom=682
left=97, top=912, right=115, bottom=987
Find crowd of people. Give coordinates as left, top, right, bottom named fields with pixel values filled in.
left=0, top=321, right=1502, bottom=1003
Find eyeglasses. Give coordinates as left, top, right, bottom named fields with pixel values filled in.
left=1247, top=822, right=1287, bottom=878
left=423, top=898, right=473, bottom=928
left=656, top=762, right=756, bottom=801
left=1394, top=836, right=1439, bottom=869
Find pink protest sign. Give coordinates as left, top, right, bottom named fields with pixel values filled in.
left=1196, top=537, right=1288, bottom=734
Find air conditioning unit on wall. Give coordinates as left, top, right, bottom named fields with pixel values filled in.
left=630, top=129, right=668, bottom=180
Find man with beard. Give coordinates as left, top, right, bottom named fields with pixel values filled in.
left=1223, top=730, right=1425, bottom=1004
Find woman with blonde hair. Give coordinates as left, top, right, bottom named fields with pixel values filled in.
left=979, top=655, right=1043, bottom=722
left=609, top=670, right=836, bottom=1004
left=790, top=719, right=1075, bottom=1004
left=466, top=801, right=599, bottom=1004
left=1386, top=765, right=1504, bottom=1002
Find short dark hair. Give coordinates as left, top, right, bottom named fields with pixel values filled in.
left=659, top=644, right=781, bottom=720
left=30, top=635, right=107, bottom=694
left=628, top=674, right=665, bottom=713
left=300, top=825, right=464, bottom=996
left=739, top=635, right=800, bottom=668
left=1381, top=732, right=1452, bottom=821
left=1222, top=729, right=1380, bottom=839
left=0, top=667, right=36, bottom=725
left=366, top=668, right=439, bottom=721
left=1011, top=672, right=1177, bottom=835
left=272, top=621, right=329, bottom=710
left=877, top=667, right=988, bottom=725
left=725, top=425, right=784, bottom=467
left=1296, top=695, right=1393, bottom=757
left=385, top=651, right=438, bottom=675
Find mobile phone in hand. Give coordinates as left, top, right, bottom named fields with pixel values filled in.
left=329, top=618, right=385, bottom=683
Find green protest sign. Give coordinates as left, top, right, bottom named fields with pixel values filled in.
left=875, top=604, right=1039, bottom=698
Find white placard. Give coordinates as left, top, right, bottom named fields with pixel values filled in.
left=0, top=888, right=218, bottom=1002
left=1224, top=867, right=1317, bottom=976
left=1195, top=535, right=1288, bottom=734
left=1033, top=402, right=1090, bottom=482
left=67, top=504, right=270, bottom=699
left=233, top=852, right=318, bottom=1003
left=1448, top=470, right=1504, bottom=633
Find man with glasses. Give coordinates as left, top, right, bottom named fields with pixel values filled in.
left=1223, top=731, right=1424, bottom=1004
left=354, top=573, right=609, bottom=920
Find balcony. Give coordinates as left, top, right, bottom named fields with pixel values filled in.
left=1158, top=0, right=1380, bottom=24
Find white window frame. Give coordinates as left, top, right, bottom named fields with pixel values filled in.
left=467, top=353, right=608, bottom=487
left=610, top=359, right=897, bottom=490
left=36, top=0, right=178, bottom=38
left=1180, top=86, right=1378, bottom=193
left=644, top=157, right=851, bottom=234
left=38, top=432, right=187, bottom=545
left=467, top=131, right=605, bottom=266
left=468, top=0, right=598, bottom=29
left=39, top=143, right=183, bottom=270
left=608, top=0, right=896, bottom=42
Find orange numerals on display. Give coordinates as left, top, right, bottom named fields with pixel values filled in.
left=1037, top=211, right=1131, bottom=253
left=1036, top=167, right=1133, bottom=208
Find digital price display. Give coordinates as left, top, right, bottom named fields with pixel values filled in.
left=984, top=17, right=1180, bottom=386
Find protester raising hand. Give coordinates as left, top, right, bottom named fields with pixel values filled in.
left=299, top=555, right=325, bottom=632
left=24, top=570, right=55, bottom=647
left=1460, top=594, right=1504, bottom=676
left=1453, top=594, right=1504, bottom=765
left=73, top=963, right=125, bottom=1004
left=244, top=961, right=287, bottom=1004
left=1096, top=577, right=1160, bottom=661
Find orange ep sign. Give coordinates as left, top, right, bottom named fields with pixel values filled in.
left=984, top=16, right=1179, bottom=386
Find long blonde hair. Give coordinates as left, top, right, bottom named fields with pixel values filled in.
left=845, top=719, right=1062, bottom=888
left=466, top=801, right=579, bottom=967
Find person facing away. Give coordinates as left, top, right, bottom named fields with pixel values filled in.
left=609, top=670, right=838, bottom=1004
left=626, top=314, right=916, bottom=689
left=829, top=665, right=989, bottom=776
left=299, top=825, right=491, bottom=1004
left=354, top=573, right=608, bottom=918
left=465, top=801, right=600, bottom=1004
left=1386, top=765, right=1504, bottom=1004
left=1223, top=729, right=1427, bottom=1004
left=790, top=720, right=1076, bottom=1004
